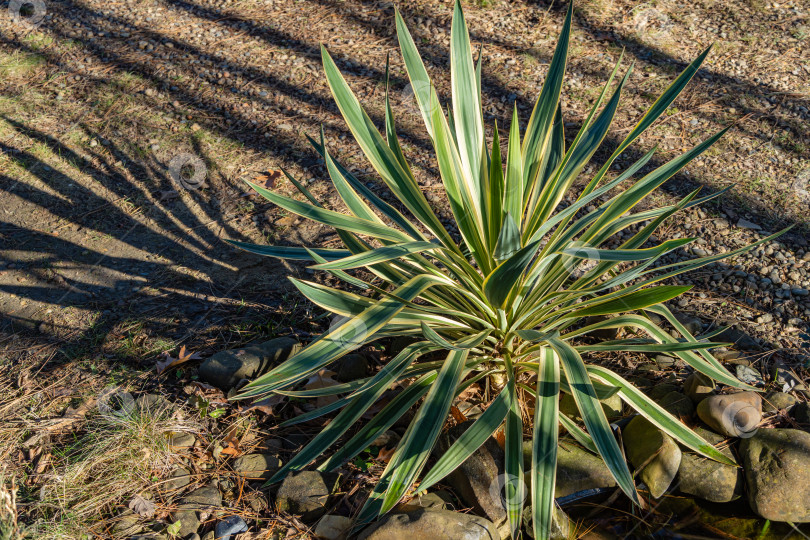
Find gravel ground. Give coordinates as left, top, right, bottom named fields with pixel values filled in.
left=0, top=0, right=809, bottom=536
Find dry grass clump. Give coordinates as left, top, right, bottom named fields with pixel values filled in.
left=28, top=396, right=197, bottom=539
left=0, top=468, right=21, bottom=540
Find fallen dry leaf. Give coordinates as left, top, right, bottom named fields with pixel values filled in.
left=219, top=426, right=242, bottom=457
left=304, top=369, right=341, bottom=409
left=494, top=428, right=506, bottom=450
left=450, top=405, right=468, bottom=424
left=250, top=170, right=282, bottom=190
left=189, top=381, right=228, bottom=405
left=156, top=345, right=202, bottom=374
left=239, top=394, right=284, bottom=415
left=128, top=494, right=156, bottom=517
left=376, top=446, right=396, bottom=463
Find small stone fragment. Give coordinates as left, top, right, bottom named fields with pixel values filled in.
left=199, top=337, right=300, bottom=390
left=677, top=426, right=742, bottom=503
left=762, top=391, right=797, bottom=413
left=684, top=372, right=716, bottom=404
left=231, top=453, right=283, bottom=480
left=696, top=392, right=762, bottom=438
left=276, top=471, right=337, bottom=521
left=314, top=514, right=353, bottom=540
left=740, top=429, right=810, bottom=522
left=623, top=416, right=681, bottom=499
left=357, top=508, right=499, bottom=540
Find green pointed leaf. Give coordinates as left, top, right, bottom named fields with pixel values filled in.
left=311, top=241, right=440, bottom=270
left=493, top=213, right=521, bottom=261
left=377, top=349, right=469, bottom=514
left=418, top=385, right=511, bottom=493
left=548, top=335, right=639, bottom=505
left=588, top=365, right=736, bottom=466
left=532, top=347, right=560, bottom=540
left=505, top=379, right=525, bottom=537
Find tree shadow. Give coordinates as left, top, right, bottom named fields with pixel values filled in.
left=0, top=0, right=807, bottom=366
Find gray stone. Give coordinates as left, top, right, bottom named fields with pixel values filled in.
left=673, top=312, right=703, bottom=336
left=522, top=505, right=573, bottom=539
left=684, top=372, right=715, bottom=404
left=214, top=515, right=247, bottom=540
left=737, top=218, right=761, bottom=230
left=135, top=394, right=171, bottom=417
left=762, top=391, right=797, bottom=413
left=112, top=511, right=141, bottom=535
left=740, top=429, right=810, bottom=522
left=792, top=402, right=810, bottom=424
left=334, top=353, right=368, bottom=382
left=623, top=416, right=681, bottom=499
left=357, top=508, right=499, bottom=540
left=397, top=492, right=448, bottom=512
left=199, top=337, right=300, bottom=390
left=714, top=323, right=761, bottom=350
left=658, top=391, right=695, bottom=419
left=438, top=421, right=505, bottom=525
left=653, top=354, right=683, bottom=369
left=735, top=365, right=765, bottom=386
left=231, top=453, right=282, bottom=480
left=696, top=392, right=762, bottom=438
left=527, top=441, right=616, bottom=498
left=560, top=393, right=622, bottom=422
left=168, top=432, right=195, bottom=450
left=314, top=514, right=353, bottom=540
left=370, top=430, right=399, bottom=448
left=646, top=383, right=680, bottom=402
left=678, top=427, right=742, bottom=503
left=171, top=485, right=221, bottom=537
left=276, top=471, right=337, bottom=521
left=165, top=467, right=192, bottom=491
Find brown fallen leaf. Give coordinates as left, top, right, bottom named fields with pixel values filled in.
left=189, top=381, right=228, bottom=405
left=450, top=405, right=468, bottom=424
left=250, top=170, right=282, bottom=190
left=128, top=494, right=156, bottom=517
left=219, top=426, right=242, bottom=457
left=494, top=428, right=506, bottom=450
left=304, top=369, right=341, bottom=409
left=156, top=345, right=202, bottom=374
left=377, top=446, right=396, bottom=463
left=239, top=394, right=284, bottom=415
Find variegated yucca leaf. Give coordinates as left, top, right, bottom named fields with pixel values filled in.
left=230, top=2, right=789, bottom=538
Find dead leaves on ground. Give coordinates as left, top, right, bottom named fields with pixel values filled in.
left=239, top=394, right=284, bottom=416
left=304, top=369, right=341, bottom=408
left=157, top=345, right=202, bottom=374
left=128, top=494, right=156, bottom=517
left=249, top=170, right=282, bottom=190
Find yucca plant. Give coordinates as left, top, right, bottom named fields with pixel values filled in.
left=230, top=2, right=785, bottom=538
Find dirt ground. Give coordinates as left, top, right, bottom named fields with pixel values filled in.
left=1, top=0, right=809, bottom=537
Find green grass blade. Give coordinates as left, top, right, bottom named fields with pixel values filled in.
left=265, top=342, right=433, bottom=483
left=504, top=105, right=524, bottom=228
left=450, top=0, right=484, bottom=203
left=237, top=275, right=448, bottom=398
left=522, top=2, right=572, bottom=190
left=319, top=371, right=437, bottom=471
left=225, top=240, right=350, bottom=262
left=246, top=179, right=409, bottom=243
